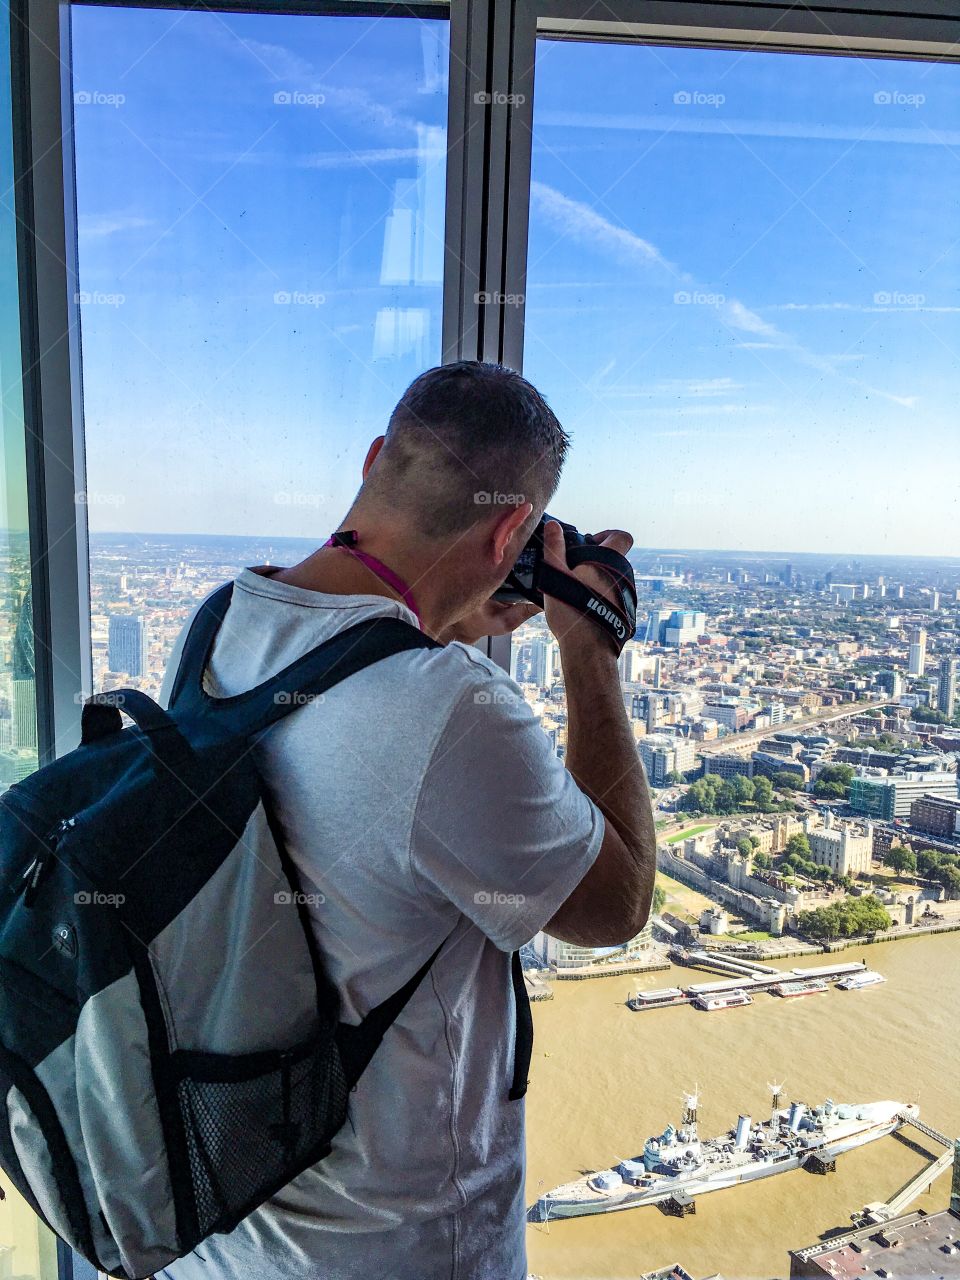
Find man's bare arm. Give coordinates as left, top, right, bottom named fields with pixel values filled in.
left=542, top=524, right=656, bottom=946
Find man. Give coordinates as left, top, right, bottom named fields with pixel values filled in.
left=158, top=361, right=655, bottom=1280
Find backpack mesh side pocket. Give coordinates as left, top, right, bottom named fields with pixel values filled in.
left=171, top=1031, right=349, bottom=1240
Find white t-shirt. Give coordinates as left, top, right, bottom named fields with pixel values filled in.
left=157, top=567, right=603, bottom=1280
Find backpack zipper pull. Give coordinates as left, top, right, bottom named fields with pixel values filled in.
left=21, top=817, right=75, bottom=907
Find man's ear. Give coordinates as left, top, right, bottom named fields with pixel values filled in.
left=362, top=435, right=386, bottom=478
left=491, top=502, right=534, bottom=567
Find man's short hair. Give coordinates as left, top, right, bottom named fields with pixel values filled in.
left=368, top=362, right=569, bottom=537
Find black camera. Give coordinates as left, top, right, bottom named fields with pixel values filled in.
left=493, top=515, right=591, bottom=608
left=493, top=514, right=638, bottom=652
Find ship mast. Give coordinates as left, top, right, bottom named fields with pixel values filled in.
left=682, top=1087, right=700, bottom=1138
left=768, top=1081, right=784, bottom=1127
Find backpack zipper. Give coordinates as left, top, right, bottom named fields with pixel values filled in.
left=20, top=817, right=76, bottom=907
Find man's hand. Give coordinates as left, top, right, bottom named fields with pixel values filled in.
left=438, top=599, right=541, bottom=647
left=542, top=521, right=634, bottom=653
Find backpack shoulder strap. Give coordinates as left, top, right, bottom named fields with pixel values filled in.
left=169, top=578, right=440, bottom=734
left=167, top=581, right=235, bottom=712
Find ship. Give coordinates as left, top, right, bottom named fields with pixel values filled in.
left=692, top=989, right=752, bottom=1011
left=530, top=1086, right=917, bottom=1221
left=627, top=987, right=690, bottom=1011
left=771, top=979, right=829, bottom=998
left=837, top=970, right=885, bottom=990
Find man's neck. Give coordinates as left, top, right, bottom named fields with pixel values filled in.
left=270, top=531, right=461, bottom=638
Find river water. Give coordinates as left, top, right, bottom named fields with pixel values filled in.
left=524, top=934, right=960, bottom=1280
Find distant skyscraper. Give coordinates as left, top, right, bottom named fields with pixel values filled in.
left=108, top=615, right=148, bottom=677
left=938, top=657, right=957, bottom=719
left=12, top=585, right=37, bottom=753
left=908, top=628, right=927, bottom=677
left=618, top=642, right=643, bottom=684
left=531, top=636, right=556, bottom=689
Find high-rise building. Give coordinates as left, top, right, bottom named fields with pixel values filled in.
left=663, top=610, right=706, bottom=646
left=530, top=635, right=556, bottom=688
left=938, top=657, right=957, bottom=719
left=876, top=669, right=905, bottom=699
left=108, top=614, right=148, bottom=678
left=11, top=586, right=37, bottom=753
left=907, top=628, right=927, bottom=677
left=618, top=641, right=644, bottom=684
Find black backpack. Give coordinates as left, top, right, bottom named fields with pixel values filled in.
left=0, top=582, right=533, bottom=1278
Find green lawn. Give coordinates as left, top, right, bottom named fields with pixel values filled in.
left=665, top=823, right=715, bottom=844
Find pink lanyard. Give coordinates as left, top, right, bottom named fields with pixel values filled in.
left=323, top=531, right=422, bottom=627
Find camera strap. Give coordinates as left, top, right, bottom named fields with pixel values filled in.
left=536, top=547, right=637, bottom=654
left=324, top=531, right=423, bottom=627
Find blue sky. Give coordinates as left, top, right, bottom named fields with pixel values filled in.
left=72, top=12, right=960, bottom=555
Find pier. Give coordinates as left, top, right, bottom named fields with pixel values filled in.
left=855, top=1116, right=954, bottom=1225
left=630, top=955, right=870, bottom=1011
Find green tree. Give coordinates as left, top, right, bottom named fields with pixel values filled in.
left=934, top=865, right=960, bottom=899
left=884, top=846, right=917, bottom=875
left=796, top=895, right=892, bottom=940
left=917, top=849, right=944, bottom=877
left=753, top=776, right=774, bottom=808
left=737, top=837, right=753, bottom=857
left=786, top=833, right=812, bottom=861
left=911, top=705, right=948, bottom=725
left=732, top=775, right=756, bottom=805
left=774, top=772, right=799, bottom=792
left=752, top=850, right=772, bottom=870
left=652, top=883, right=667, bottom=914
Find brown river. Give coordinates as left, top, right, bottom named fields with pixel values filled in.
left=524, top=933, right=960, bottom=1280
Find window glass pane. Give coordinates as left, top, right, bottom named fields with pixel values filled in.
left=71, top=8, right=448, bottom=697
left=0, top=5, right=38, bottom=792
left=0, top=6, right=56, bottom=1274
left=520, top=40, right=960, bottom=1280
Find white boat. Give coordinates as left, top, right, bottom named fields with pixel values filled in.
left=837, top=970, right=885, bottom=990
left=771, top=979, right=829, bottom=998
left=530, top=1089, right=917, bottom=1221
left=692, top=989, right=752, bottom=1011
left=628, top=987, right=690, bottom=1011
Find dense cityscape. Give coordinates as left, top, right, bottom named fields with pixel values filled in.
left=3, top=532, right=958, bottom=952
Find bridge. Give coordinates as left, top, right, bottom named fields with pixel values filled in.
left=698, top=699, right=897, bottom=757
left=855, top=1113, right=954, bottom=1225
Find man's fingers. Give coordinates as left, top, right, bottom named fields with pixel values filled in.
left=541, top=519, right=569, bottom=569
left=591, top=528, right=633, bottom=557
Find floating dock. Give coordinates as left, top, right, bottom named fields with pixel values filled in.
left=629, top=960, right=871, bottom=1012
